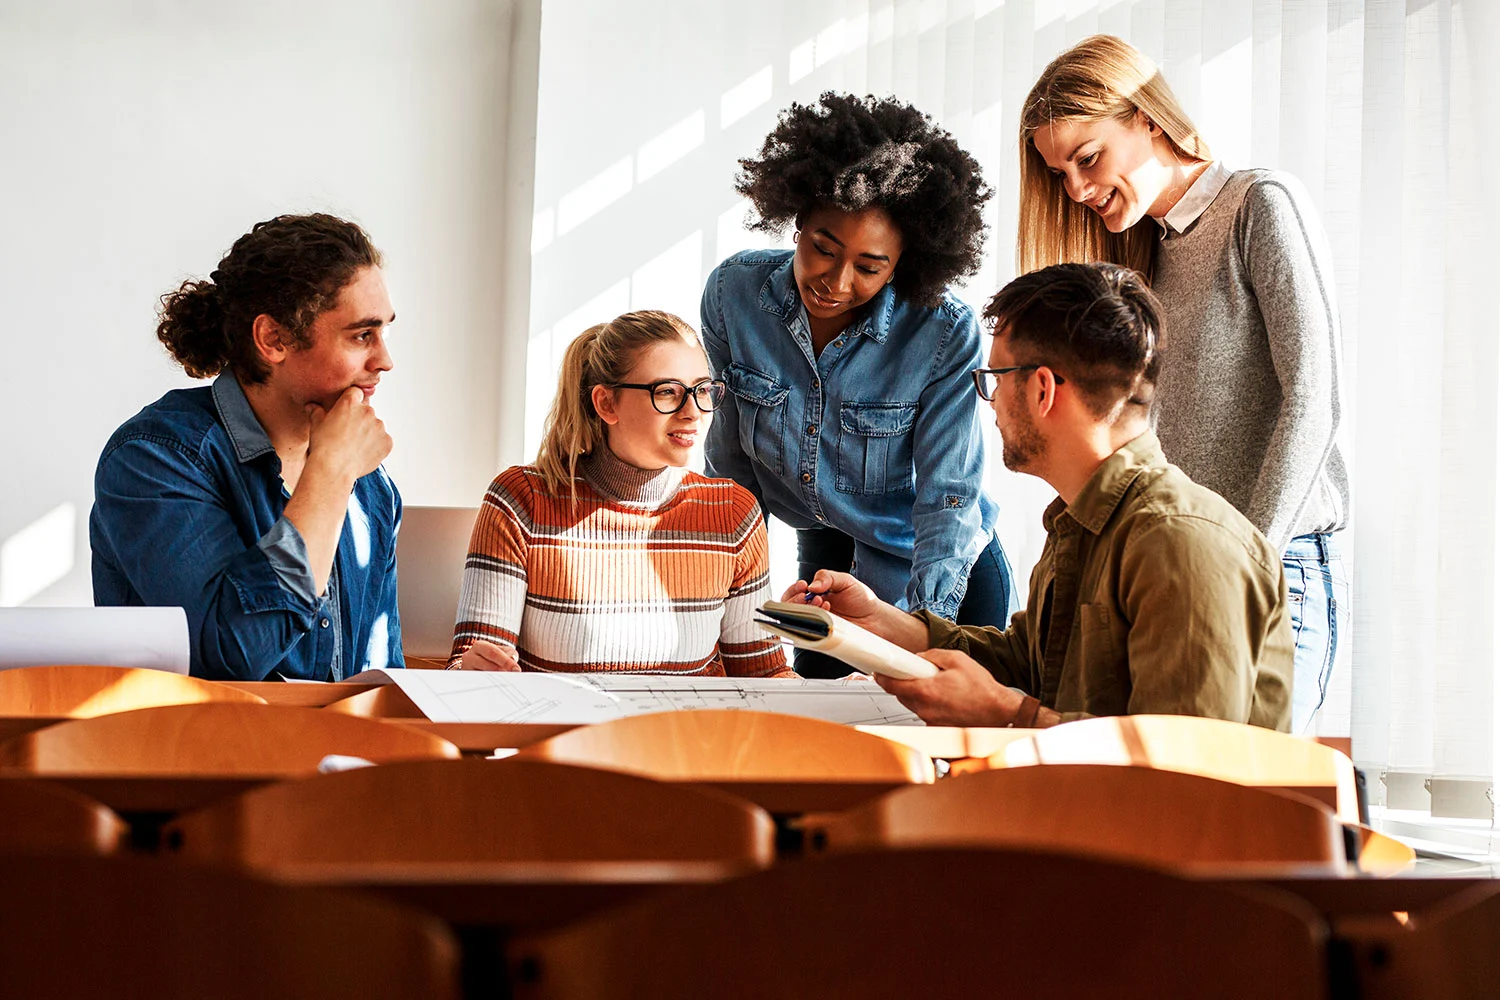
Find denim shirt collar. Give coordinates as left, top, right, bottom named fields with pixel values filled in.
left=758, top=256, right=895, bottom=345
left=210, top=372, right=276, bottom=464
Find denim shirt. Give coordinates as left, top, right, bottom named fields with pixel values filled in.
left=90, top=373, right=404, bottom=681
left=702, top=250, right=998, bottom=616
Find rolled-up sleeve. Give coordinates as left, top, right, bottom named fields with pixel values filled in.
left=916, top=608, right=1034, bottom=692
left=93, top=439, right=323, bottom=679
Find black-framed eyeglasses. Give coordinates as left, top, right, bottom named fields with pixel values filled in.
left=971, top=365, right=1066, bottom=401
left=610, top=378, right=728, bottom=414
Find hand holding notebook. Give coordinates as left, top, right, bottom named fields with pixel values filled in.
left=754, top=601, right=939, bottom=680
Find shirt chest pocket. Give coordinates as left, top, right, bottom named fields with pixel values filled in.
left=836, top=401, right=918, bottom=495
left=724, top=363, right=789, bottom=479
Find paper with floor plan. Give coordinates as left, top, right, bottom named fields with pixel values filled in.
left=350, top=670, right=922, bottom=726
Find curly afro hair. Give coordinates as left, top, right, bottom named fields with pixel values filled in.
left=735, top=93, right=990, bottom=308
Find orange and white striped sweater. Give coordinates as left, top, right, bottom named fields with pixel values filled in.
left=449, top=449, right=790, bottom=676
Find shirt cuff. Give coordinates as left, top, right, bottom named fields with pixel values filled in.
left=912, top=608, right=968, bottom=653
left=256, top=516, right=319, bottom=604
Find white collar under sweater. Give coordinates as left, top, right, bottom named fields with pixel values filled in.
left=1155, top=160, right=1234, bottom=237
left=579, top=446, right=686, bottom=507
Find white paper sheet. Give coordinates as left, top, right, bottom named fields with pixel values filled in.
left=349, top=670, right=923, bottom=726
left=0, top=606, right=190, bottom=674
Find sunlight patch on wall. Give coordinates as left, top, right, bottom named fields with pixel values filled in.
left=557, top=156, right=633, bottom=235
left=1200, top=38, right=1253, bottom=167
left=790, top=37, right=816, bottom=83
left=532, top=206, right=556, bottom=253
left=720, top=66, right=773, bottom=128
left=0, top=503, right=76, bottom=607
left=716, top=199, right=756, bottom=263
left=636, top=110, right=706, bottom=183
left=630, top=230, right=704, bottom=320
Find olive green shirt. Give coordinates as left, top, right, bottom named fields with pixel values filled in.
left=918, top=432, right=1292, bottom=731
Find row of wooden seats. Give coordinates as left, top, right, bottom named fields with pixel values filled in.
left=0, top=753, right=1359, bottom=873
left=2, top=844, right=1493, bottom=1000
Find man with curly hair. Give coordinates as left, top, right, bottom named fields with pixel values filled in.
left=703, top=93, right=1018, bottom=677
left=90, top=214, right=405, bottom=680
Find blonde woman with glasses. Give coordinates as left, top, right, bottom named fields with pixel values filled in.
left=448, top=310, right=791, bottom=677
left=1017, top=34, right=1348, bottom=733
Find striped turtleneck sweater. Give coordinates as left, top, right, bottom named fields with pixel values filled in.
left=449, top=447, right=791, bottom=677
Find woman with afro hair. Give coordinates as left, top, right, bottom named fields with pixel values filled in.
left=702, top=93, right=1018, bottom=677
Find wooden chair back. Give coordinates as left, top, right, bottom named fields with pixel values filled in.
left=0, top=779, right=127, bottom=854
left=997, top=714, right=1360, bottom=822
left=0, top=703, right=458, bottom=775
left=0, top=665, right=266, bottom=717
left=1342, top=882, right=1500, bottom=998
left=810, top=764, right=1346, bottom=871
left=509, top=847, right=1329, bottom=999
left=166, top=758, right=775, bottom=867
left=0, top=855, right=459, bottom=1000
left=517, top=709, right=934, bottom=783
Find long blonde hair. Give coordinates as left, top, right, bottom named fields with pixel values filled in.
left=534, top=310, right=703, bottom=504
left=1018, top=35, right=1211, bottom=281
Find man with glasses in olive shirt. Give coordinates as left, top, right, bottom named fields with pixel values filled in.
left=785, top=262, right=1293, bottom=730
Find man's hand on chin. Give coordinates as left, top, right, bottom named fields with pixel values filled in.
left=875, top=648, right=1024, bottom=727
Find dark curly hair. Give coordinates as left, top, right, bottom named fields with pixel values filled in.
left=735, top=93, right=990, bottom=308
left=156, top=213, right=383, bottom=384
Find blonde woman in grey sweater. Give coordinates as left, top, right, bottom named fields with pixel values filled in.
left=1016, top=35, right=1348, bottom=734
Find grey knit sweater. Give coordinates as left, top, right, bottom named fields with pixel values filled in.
left=1151, top=167, right=1349, bottom=552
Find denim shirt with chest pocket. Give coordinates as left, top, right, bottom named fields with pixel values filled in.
left=701, top=250, right=999, bottom=617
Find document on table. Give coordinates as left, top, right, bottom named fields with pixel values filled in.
left=0, top=606, right=190, bottom=674
left=348, top=670, right=923, bottom=727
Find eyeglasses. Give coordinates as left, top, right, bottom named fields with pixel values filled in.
left=970, top=365, right=1067, bottom=401
left=610, top=378, right=728, bottom=414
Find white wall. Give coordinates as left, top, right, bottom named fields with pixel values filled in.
left=0, top=0, right=539, bottom=606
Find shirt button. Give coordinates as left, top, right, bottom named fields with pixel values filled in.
left=320, top=618, right=330, bottom=628
left=834, top=339, right=844, bottom=347
left=807, top=424, right=817, bottom=435
left=812, top=379, right=820, bottom=389
left=816, top=514, right=825, bottom=521
left=801, top=472, right=812, bottom=483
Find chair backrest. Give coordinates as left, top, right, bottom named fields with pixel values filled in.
left=508, top=847, right=1329, bottom=1000
left=395, top=505, right=479, bottom=660
left=166, top=758, right=775, bottom=867
left=518, top=709, right=934, bottom=783
left=0, top=779, right=126, bottom=854
left=1342, top=882, right=1500, bottom=999
left=0, top=665, right=266, bottom=717
left=0, top=703, right=458, bottom=775
left=811, top=764, right=1346, bottom=871
left=999, top=714, right=1361, bottom=822
left=0, top=855, right=459, bottom=1000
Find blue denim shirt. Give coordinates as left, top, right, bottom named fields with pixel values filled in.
left=90, top=373, right=404, bottom=680
left=702, top=250, right=998, bottom=617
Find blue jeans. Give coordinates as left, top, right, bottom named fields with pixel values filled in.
left=1284, top=532, right=1348, bottom=734
left=793, top=528, right=1019, bottom=678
